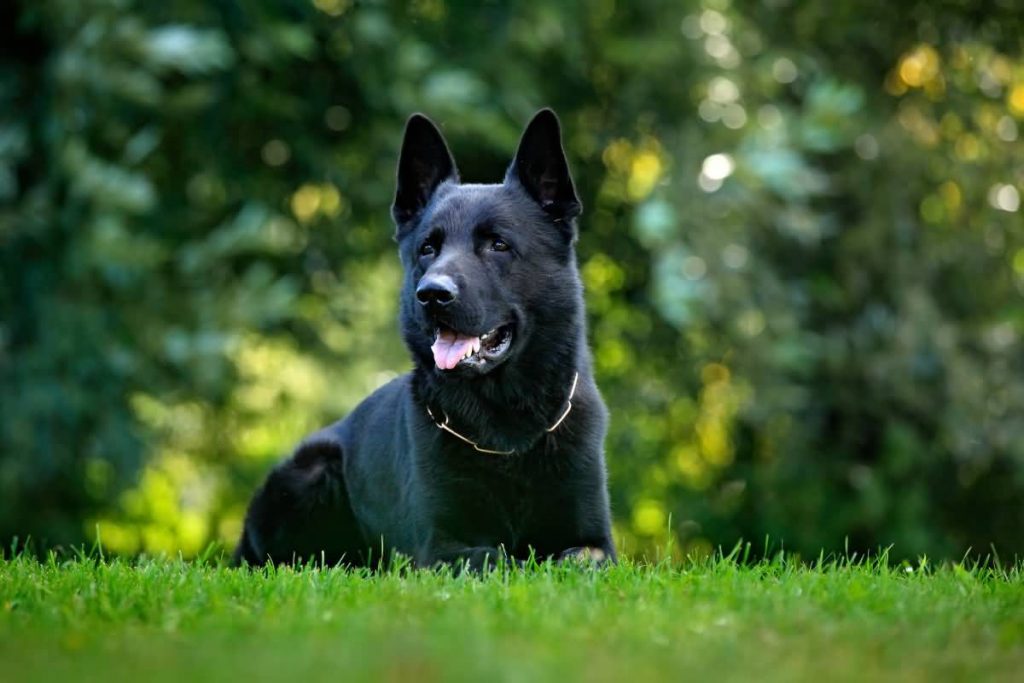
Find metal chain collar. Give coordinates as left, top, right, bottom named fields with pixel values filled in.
left=426, top=372, right=580, bottom=456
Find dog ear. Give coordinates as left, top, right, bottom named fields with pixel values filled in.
left=507, top=109, right=582, bottom=220
left=392, top=114, right=459, bottom=227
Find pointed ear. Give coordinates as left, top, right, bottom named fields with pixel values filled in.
left=392, top=114, right=458, bottom=226
left=506, top=109, right=581, bottom=220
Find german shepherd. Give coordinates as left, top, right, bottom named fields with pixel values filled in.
left=234, top=109, right=616, bottom=569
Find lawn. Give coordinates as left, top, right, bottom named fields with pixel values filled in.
left=1, top=551, right=1022, bottom=682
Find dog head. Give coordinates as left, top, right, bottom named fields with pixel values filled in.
left=392, top=109, right=583, bottom=378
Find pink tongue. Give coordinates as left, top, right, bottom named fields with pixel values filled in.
left=431, top=329, right=480, bottom=370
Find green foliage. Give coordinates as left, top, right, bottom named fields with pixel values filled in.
left=2, top=0, right=1024, bottom=559
left=1, top=553, right=1023, bottom=681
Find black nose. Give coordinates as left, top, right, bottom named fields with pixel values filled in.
left=416, top=274, right=458, bottom=307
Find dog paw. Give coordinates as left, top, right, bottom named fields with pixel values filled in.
left=558, top=546, right=608, bottom=564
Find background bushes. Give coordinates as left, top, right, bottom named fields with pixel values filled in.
left=2, top=0, right=1023, bottom=560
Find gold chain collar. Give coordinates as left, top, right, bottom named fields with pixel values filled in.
left=425, top=372, right=580, bottom=456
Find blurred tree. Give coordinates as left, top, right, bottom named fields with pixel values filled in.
left=1, top=0, right=1022, bottom=560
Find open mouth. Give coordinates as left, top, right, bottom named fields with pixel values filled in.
left=431, top=323, right=514, bottom=371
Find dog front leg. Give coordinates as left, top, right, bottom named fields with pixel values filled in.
left=419, top=543, right=519, bottom=572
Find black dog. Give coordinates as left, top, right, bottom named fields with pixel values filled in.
left=234, top=109, right=616, bottom=570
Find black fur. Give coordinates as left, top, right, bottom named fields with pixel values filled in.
left=234, top=109, right=616, bottom=570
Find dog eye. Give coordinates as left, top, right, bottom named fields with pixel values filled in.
left=490, top=238, right=510, bottom=252
left=419, top=242, right=436, bottom=257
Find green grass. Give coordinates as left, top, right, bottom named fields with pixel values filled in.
left=2, top=551, right=1022, bottom=682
